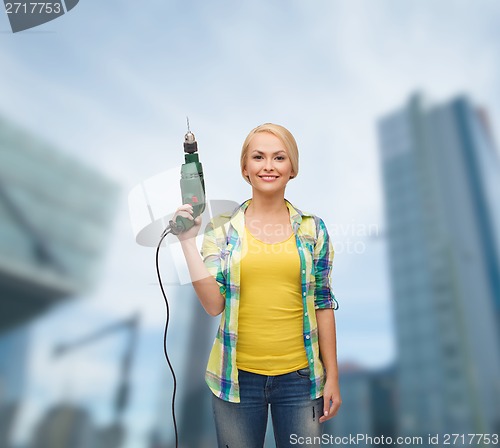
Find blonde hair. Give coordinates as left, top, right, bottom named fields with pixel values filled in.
left=240, top=123, right=299, bottom=185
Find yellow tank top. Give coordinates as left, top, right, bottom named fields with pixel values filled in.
left=236, top=226, right=309, bottom=375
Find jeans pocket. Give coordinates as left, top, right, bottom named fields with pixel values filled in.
left=296, top=367, right=310, bottom=378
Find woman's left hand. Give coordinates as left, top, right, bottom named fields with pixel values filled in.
left=319, top=379, right=342, bottom=423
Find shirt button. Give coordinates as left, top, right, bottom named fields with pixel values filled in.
left=310, top=358, right=314, bottom=363
left=305, top=312, right=308, bottom=316
left=302, top=270, right=305, bottom=274
left=303, top=292, right=306, bottom=296
left=306, top=335, right=310, bottom=340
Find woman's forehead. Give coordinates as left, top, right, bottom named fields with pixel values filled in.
left=248, top=132, right=286, bottom=152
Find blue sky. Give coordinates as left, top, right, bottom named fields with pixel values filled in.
left=2, top=0, right=500, bottom=446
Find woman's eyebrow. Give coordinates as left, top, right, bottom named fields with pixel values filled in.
left=251, top=150, right=286, bottom=155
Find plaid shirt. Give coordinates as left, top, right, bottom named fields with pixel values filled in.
left=201, top=198, right=338, bottom=403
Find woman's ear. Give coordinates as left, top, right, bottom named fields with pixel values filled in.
left=242, top=166, right=251, bottom=184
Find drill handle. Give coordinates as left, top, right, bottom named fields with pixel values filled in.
left=172, top=162, right=205, bottom=233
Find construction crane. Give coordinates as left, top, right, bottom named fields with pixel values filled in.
left=52, top=313, right=140, bottom=448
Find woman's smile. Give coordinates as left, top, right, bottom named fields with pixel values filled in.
left=259, top=175, right=280, bottom=181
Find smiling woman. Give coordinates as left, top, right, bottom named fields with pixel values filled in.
left=241, top=133, right=295, bottom=209
left=172, top=123, right=341, bottom=447
left=240, top=123, right=299, bottom=185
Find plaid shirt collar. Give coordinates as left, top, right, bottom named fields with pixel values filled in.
left=226, top=198, right=309, bottom=237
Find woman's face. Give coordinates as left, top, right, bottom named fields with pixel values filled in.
left=243, top=132, right=295, bottom=193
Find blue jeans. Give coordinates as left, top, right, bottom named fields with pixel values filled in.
left=211, top=368, right=324, bottom=447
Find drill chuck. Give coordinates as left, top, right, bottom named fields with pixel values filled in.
left=170, top=122, right=206, bottom=234
left=184, top=131, right=198, bottom=153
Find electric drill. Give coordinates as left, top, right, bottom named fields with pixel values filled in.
left=169, top=120, right=206, bottom=234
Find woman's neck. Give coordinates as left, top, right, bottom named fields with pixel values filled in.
left=246, top=193, right=288, bottom=218
left=244, top=193, right=292, bottom=242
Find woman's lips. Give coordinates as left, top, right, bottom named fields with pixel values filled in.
left=259, top=175, right=279, bottom=182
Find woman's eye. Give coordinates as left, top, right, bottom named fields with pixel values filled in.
left=252, top=155, right=285, bottom=160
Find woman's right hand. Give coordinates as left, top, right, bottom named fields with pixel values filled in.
left=172, top=204, right=202, bottom=242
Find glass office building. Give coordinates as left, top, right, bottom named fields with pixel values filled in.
left=0, top=325, right=29, bottom=447
left=0, top=115, right=119, bottom=333
left=378, top=94, right=500, bottom=439
left=324, top=363, right=396, bottom=446
left=0, top=115, right=119, bottom=447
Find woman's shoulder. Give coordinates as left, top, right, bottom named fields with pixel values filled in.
left=291, top=204, right=330, bottom=239
left=287, top=201, right=324, bottom=225
left=300, top=214, right=326, bottom=238
left=205, top=212, right=231, bottom=232
left=204, top=200, right=244, bottom=231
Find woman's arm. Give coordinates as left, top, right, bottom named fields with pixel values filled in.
left=316, top=308, right=342, bottom=423
left=174, top=205, right=225, bottom=316
left=180, top=237, right=225, bottom=316
left=181, top=238, right=225, bottom=316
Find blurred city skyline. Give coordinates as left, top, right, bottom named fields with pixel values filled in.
left=1, top=1, right=500, bottom=447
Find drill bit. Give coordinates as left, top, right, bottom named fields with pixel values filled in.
left=184, top=117, right=197, bottom=150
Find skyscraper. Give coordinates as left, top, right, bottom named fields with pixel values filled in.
left=0, top=114, right=119, bottom=447
left=377, top=93, right=500, bottom=439
left=0, top=115, right=119, bottom=333
left=0, top=325, right=29, bottom=447
left=325, top=363, right=397, bottom=445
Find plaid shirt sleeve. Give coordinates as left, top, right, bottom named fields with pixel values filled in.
left=200, top=220, right=227, bottom=298
left=314, top=217, right=339, bottom=310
